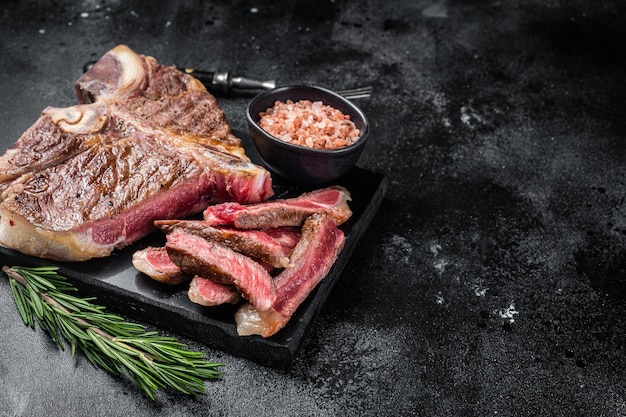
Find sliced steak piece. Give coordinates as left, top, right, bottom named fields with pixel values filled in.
left=0, top=45, right=273, bottom=262
left=131, top=246, right=188, bottom=285
left=165, top=229, right=276, bottom=311
left=188, top=276, right=241, bottom=307
left=132, top=245, right=241, bottom=306
left=156, top=219, right=297, bottom=268
left=203, top=185, right=352, bottom=229
left=235, top=212, right=345, bottom=337
left=264, top=226, right=302, bottom=253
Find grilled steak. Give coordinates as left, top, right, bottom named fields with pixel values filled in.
left=165, top=229, right=277, bottom=311
left=264, top=226, right=302, bottom=251
left=235, top=212, right=345, bottom=337
left=132, top=245, right=241, bottom=307
left=0, top=45, right=273, bottom=261
left=188, top=276, right=241, bottom=307
left=203, top=185, right=352, bottom=229
left=156, top=219, right=298, bottom=268
left=131, top=246, right=188, bottom=285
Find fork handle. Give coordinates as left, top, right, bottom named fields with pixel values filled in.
left=180, top=68, right=275, bottom=93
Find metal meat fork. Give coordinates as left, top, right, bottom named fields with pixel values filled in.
left=183, top=68, right=372, bottom=100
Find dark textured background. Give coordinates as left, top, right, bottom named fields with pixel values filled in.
left=1, top=1, right=626, bottom=415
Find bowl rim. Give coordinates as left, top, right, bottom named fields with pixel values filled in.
left=246, top=84, right=370, bottom=155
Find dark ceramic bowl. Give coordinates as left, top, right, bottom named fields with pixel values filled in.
left=246, top=85, right=370, bottom=185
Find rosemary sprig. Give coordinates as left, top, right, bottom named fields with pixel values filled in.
left=3, top=265, right=224, bottom=400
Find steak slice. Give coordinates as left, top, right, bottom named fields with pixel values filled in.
left=264, top=226, right=302, bottom=251
left=131, top=246, right=188, bottom=285
left=156, top=219, right=297, bottom=268
left=133, top=245, right=240, bottom=306
left=188, top=276, right=241, bottom=307
left=165, top=229, right=276, bottom=311
left=235, top=212, right=345, bottom=337
left=0, top=45, right=273, bottom=261
left=203, top=185, right=352, bottom=229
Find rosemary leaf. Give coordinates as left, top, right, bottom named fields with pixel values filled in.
left=10, top=279, right=32, bottom=327
left=27, top=285, right=45, bottom=319
left=3, top=265, right=224, bottom=399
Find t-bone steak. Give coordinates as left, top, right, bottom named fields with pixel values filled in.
left=0, top=45, right=273, bottom=261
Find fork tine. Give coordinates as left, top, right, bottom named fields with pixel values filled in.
left=338, top=86, right=373, bottom=94
left=342, top=92, right=372, bottom=99
left=335, top=86, right=373, bottom=100
left=342, top=93, right=372, bottom=100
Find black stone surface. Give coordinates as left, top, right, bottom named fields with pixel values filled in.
left=1, top=1, right=626, bottom=416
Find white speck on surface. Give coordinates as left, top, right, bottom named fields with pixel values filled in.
left=434, top=258, right=449, bottom=274
left=431, top=92, right=452, bottom=128
left=432, top=92, right=448, bottom=113
left=497, top=303, right=519, bottom=323
left=130, top=10, right=139, bottom=17
left=250, top=7, right=259, bottom=13
left=435, top=292, right=445, bottom=305
left=429, top=243, right=442, bottom=256
left=473, top=284, right=488, bottom=297
left=384, top=234, right=413, bottom=264
left=165, top=20, right=171, bottom=27
left=80, top=12, right=89, bottom=18
left=461, top=105, right=483, bottom=128
left=38, top=29, right=45, bottom=34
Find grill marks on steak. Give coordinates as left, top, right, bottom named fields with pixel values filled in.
left=165, top=229, right=277, bottom=311
left=203, top=185, right=352, bottom=229
left=0, top=45, right=273, bottom=261
left=6, top=131, right=204, bottom=232
left=235, top=212, right=346, bottom=337
left=0, top=115, right=100, bottom=187
left=77, top=48, right=245, bottom=159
